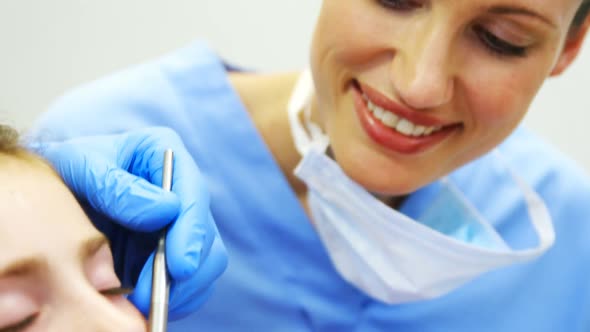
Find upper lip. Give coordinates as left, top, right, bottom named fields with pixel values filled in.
left=357, top=81, right=455, bottom=127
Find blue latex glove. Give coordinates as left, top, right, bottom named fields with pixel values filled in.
left=34, top=127, right=228, bottom=319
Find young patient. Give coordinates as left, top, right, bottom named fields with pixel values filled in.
left=0, top=125, right=146, bottom=332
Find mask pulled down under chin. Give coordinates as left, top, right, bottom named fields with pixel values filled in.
left=296, top=147, right=554, bottom=304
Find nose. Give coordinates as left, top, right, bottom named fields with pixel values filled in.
left=61, top=289, right=147, bottom=332
left=390, top=20, right=455, bottom=110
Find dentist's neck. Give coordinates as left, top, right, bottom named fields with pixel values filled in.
left=229, top=70, right=308, bottom=197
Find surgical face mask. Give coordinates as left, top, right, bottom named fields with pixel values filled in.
left=287, top=70, right=555, bottom=304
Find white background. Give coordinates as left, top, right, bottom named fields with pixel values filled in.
left=0, top=1, right=588, bottom=172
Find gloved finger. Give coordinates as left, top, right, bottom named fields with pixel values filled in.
left=128, top=252, right=156, bottom=316
left=124, top=128, right=214, bottom=259
left=130, top=139, right=216, bottom=280
left=167, top=208, right=218, bottom=281
left=168, top=234, right=228, bottom=318
left=128, top=262, right=217, bottom=320
left=33, top=139, right=105, bottom=197
left=168, top=285, right=215, bottom=320
left=123, top=127, right=186, bottom=186
left=90, top=167, right=181, bottom=232
left=128, top=234, right=227, bottom=320
left=128, top=129, right=217, bottom=279
left=40, top=137, right=182, bottom=232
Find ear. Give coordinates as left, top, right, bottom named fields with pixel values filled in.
left=551, top=15, right=590, bottom=76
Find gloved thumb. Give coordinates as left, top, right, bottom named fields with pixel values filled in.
left=86, top=166, right=181, bottom=232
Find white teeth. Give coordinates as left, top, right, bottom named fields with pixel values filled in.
left=396, top=119, right=415, bottom=136
left=381, top=112, right=399, bottom=127
left=374, top=106, right=385, bottom=120
left=413, top=125, right=426, bottom=136
left=365, top=98, right=442, bottom=137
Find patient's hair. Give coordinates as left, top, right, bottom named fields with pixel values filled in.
left=573, top=0, right=590, bottom=30
left=0, top=124, right=53, bottom=171
left=0, top=124, right=20, bottom=154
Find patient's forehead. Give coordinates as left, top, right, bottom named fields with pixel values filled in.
left=0, top=156, right=96, bottom=260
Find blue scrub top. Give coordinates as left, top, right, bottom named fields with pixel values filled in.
left=34, top=41, right=590, bottom=331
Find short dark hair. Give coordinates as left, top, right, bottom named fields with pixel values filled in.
left=0, top=124, right=21, bottom=154
left=0, top=124, right=54, bottom=171
left=573, top=0, right=590, bottom=30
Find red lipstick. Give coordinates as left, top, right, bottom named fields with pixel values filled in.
left=359, top=82, right=449, bottom=127
left=351, top=82, right=460, bottom=155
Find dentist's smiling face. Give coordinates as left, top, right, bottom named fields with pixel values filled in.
left=0, top=155, right=146, bottom=332
left=310, top=0, right=588, bottom=195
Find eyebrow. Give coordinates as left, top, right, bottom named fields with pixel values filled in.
left=0, top=257, right=49, bottom=278
left=0, top=234, right=109, bottom=278
left=489, top=5, right=556, bottom=28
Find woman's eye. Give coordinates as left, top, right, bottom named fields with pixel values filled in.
left=0, top=314, right=37, bottom=332
left=473, top=25, right=528, bottom=57
left=378, top=0, right=423, bottom=11
left=100, top=287, right=133, bottom=298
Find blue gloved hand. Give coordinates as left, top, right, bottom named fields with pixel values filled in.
left=35, top=127, right=228, bottom=319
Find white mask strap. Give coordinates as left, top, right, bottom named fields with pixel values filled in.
left=287, top=69, right=329, bottom=155
left=492, top=150, right=555, bottom=248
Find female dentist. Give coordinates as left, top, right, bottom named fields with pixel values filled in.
left=35, top=0, right=590, bottom=331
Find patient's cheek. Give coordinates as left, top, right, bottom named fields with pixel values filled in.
left=112, top=294, right=146, bottom=319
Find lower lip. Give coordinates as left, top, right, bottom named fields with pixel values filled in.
left=351, top=85, right=459, bottom=155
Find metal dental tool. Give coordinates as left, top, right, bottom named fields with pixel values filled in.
left=148, top=149, right=174, bottom=332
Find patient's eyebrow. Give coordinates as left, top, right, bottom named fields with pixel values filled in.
left=0, top=234, right=110, bottom=278
left=0, top=257, right=49, bottom=278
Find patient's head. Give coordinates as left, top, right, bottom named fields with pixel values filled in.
left=0, top=125, right=145, bottom=332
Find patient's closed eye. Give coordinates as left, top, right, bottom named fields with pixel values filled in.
left=0, top=314, right=37, bottom=332
left=378, top=0, right=423, bottom=10
left=100, top=287, right=133, bottom=298
left=0, top=290, right=39, bottom=332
